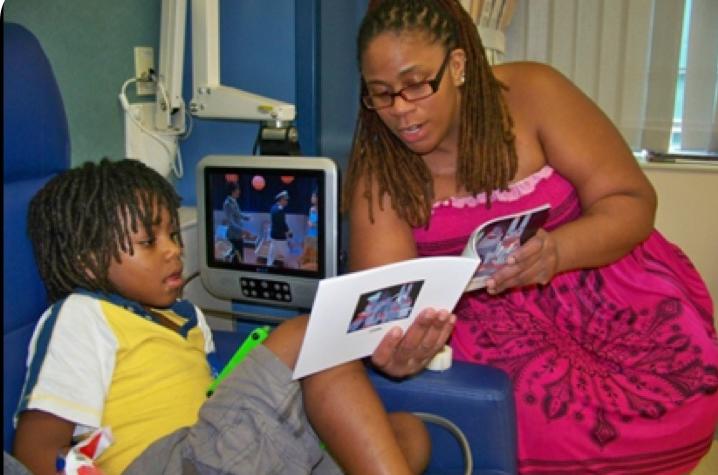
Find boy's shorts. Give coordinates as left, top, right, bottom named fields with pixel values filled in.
left=124, top=345, right=342, bottom=474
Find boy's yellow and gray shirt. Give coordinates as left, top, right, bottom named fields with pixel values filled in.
left=15, top=290, right=216, bottom=474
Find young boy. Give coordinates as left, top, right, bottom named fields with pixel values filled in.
left=13, top=159, right=430, bottom=474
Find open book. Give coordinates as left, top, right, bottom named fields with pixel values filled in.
left=292, top=203, right=550, bottom=379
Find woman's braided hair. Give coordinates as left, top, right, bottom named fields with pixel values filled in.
left=28, top=158, right=182, bottom=301
left=343, top=0, right=517, bottom=227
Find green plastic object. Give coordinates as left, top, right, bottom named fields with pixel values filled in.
left=207, top=325, right=271, bottom=397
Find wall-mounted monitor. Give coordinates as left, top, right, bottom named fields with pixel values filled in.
left=196, top=155, right=339, bottom=310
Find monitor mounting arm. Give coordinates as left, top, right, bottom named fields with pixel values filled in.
left=157, top=0, right=299, bottom=153
left=187, top=0, right=296, bottom=124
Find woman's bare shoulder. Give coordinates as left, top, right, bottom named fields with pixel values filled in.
left=493, top=61, right=572, bottom=95
left=493, top=61, right=592, bottom=130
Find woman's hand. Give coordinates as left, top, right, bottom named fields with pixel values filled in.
left=371, top=308, right=456, bottom=378
left=485, top=229, right=559, bottom=294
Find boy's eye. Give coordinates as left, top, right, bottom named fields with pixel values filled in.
left=137, top=236, right=156, bottom=247
left=171, top=231, right=182, bottom=245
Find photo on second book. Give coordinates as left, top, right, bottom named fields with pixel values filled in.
left=463, top=203, right=551, bottom=291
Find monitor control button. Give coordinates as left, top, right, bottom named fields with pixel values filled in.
left=241, top=278, right=292, bottom=303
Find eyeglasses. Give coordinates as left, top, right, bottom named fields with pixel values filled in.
left=362, top=52, right=451, bottom=110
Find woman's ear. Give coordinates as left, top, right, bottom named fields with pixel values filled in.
left=450, top=48, right=467, bottom=86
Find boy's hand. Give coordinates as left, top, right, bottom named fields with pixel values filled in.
left=486, top=229, right=559, bottom=294
left=371, top=308, right=455, bottom=378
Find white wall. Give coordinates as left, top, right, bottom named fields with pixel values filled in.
left=642, top=163, right=718, bottom=323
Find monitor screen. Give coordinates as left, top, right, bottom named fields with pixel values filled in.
left=196, top=155, right=339, bottom=310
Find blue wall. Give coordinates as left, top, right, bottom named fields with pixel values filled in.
left=318, top=0, right=367, bottom=171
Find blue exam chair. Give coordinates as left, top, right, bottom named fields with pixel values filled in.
left=3, top=22, right=517, bottom=474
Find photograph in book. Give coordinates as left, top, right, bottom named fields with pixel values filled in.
left=463, top=203, right=551, bottom=292
left=292, top=256, right=479, bottom=379
left=348, top=281, right=424, bottom=333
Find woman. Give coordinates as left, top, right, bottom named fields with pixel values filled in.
left=345, top=0, right=718, bottom=473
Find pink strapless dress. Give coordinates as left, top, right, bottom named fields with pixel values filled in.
left=413, top=166, right=718, bottom=474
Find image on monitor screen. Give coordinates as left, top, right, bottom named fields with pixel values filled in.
left=197, top=155, right=339, bottom=310
left=206, top=168, right=324, bottom=274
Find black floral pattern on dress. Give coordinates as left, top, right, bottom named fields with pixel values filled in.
left=457, top=268, right=718, bottom=448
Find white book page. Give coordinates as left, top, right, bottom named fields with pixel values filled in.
left=292, top=256, right=479, bottom=379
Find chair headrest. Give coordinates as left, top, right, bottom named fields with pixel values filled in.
left=3, top=23, right=70, bottom=182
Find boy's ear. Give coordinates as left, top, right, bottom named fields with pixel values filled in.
left=84, top=267, right=97, bottom=281
left=79, top=251, right=99, bottom=281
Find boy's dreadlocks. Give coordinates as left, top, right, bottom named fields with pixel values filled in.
left=343, top=0, right=518, bottom=227
left=28, top=158, right=182, bottom=301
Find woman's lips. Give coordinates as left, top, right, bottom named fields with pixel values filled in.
left=398, top=123, right=427, bottom=144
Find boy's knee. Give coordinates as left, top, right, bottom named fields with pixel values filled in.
left=263, top=315, right=309, bottom=369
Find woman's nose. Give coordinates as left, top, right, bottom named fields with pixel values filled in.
left=388, top=94, right=415, bottom=115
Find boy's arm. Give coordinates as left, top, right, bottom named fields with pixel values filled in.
left=14, top=409, right=75, bottom=475
left=13, top=297, right=111, bottom=474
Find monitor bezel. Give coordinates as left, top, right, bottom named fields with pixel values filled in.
left=196, top=154, right=339, bottom=310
